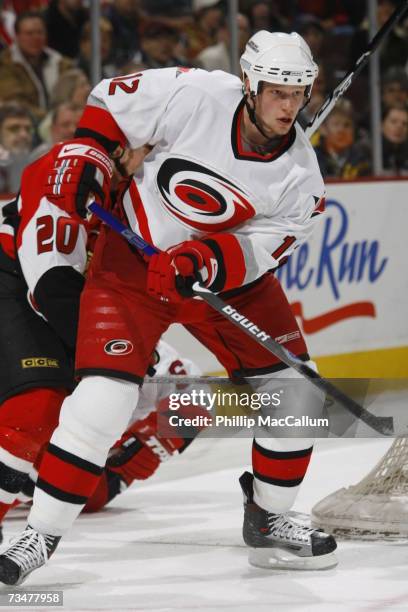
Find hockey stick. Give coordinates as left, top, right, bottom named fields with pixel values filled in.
left=89, top=202, right=393, bottom=436
left=305, top=0, right=408, bottom=138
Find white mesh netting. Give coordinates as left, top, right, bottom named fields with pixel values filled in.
left=311, top=437, right=408, bottom=540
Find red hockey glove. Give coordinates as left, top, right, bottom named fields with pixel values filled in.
left=106, top=412, right=175, bottom=485
left=83, top=403, right=210, bottom=512
left=106, top=401, right=210, bottom=486
left=147, top=234, right=246, bottom=302
left=107, top=436, right=160, bottom=484
left=45, top=138, right=114, bottom=219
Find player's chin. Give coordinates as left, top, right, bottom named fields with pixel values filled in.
left=263, top=119, right=292, bottom=137
left=275, top=118, right=293, bottom=133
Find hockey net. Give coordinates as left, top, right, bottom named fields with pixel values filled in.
left=311, top=437, right=408, bottom=540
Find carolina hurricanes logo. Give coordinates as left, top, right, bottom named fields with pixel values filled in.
left=156, top=158, right=255, bottom=231
left=104, top=339, right=134, bottom=356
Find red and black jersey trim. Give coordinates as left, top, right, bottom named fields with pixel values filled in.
left=76, top=105, right=126, bottom=153
left=231, top=98, right=296, bottom=163
left=252, top=440, right=313, bottom=487
left=36, top=443, right=104, bottom=505
left=74, top=128, right=121, bottom=156
left=310, top=196, right=326, bottom=218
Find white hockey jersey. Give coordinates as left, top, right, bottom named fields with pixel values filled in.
left=87, top=67, right=325, bottom=285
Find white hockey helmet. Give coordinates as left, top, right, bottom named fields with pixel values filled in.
left=240, top=30, right=318, bottom=98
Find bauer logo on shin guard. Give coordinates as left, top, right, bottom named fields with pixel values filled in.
left=104, top=339, right=134, bottom=356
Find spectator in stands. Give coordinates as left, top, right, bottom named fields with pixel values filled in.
left=0, top=3, right=14, bottom=50
left=77, top=17, right=116, bottom=79
left=37, top=68, right=90, bottom=143
left=196, top=12, right=250, bottom=74
left=247, top=1, right=287, bottom=34
left=115, top=58, right=147, bottom=76
left=295, top=1, right=365, bottom=31
left=0, top=103, right=34, bottom=194
left=51, top=67, right=90, bottom=109
left=29, top=101, right=82, bottom=161
left=8, top=1, right=48, bottom=14
left=45, top=0, right=88, bottom=59
left=137, top=20, right=186, bottom=70
left=350, top=0, right=408, bottom=74
left=184, top=0, right=224, bottom=62
left=141, top=0, right=194, bottom=36
left=381, top=67, right=408, bottom=112
left=143, top=0, right=191, bottom=17
left=298, top=63, right=328, bottom=134
left=0, top=11, right=73, bottom=121
left=381, top=105, right=408, bottom=176
left=298, top=18, right=326, bottom=64
left=104, top=0, right=145, bottom=69
left=313, top=98, right=371, bottom=179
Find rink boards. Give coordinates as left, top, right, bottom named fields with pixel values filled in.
left=277, top=178, right=408, bottom=378
left=165, top=178, right=408, bottom=379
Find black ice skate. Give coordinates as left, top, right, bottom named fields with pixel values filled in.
left=239, top=471, right=338, bottom=570
left=0, top=526, right=60, bottom=585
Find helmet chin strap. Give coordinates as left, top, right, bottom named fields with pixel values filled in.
left=243, top=93, right=272, bottom=140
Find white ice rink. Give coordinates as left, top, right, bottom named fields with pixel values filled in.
left=1, top=436, right=407, bottom=612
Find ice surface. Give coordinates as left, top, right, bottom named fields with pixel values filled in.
left=2, top=437, right=408, bottom=611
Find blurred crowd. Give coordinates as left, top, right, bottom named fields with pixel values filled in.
left=0, top=0, right=407, bottom=194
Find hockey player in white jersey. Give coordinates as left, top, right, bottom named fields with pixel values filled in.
left=0, top=30, right=337, bottom=585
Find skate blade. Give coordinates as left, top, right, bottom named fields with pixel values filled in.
left=248, top=547, right=338, bottom=570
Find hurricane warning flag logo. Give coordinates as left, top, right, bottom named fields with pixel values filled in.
left=156, top=158, right=255, bottom=231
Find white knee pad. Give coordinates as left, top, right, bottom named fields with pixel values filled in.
left=51, top=376, right=140, bottom=466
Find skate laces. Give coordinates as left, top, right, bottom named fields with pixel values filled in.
left=267, top=513, right=315, bottom=543
left=5, top=528, right=53, bottom=572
